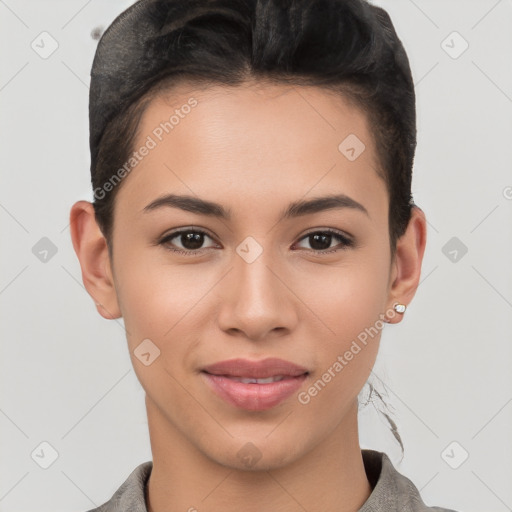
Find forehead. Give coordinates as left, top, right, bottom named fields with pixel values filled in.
left=114, top=81, right=387, bottom=223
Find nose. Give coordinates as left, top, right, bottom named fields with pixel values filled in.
left=216, top=247, right=299, bottom=342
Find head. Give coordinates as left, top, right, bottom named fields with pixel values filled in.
left=71, top=0, right=426, bottom=469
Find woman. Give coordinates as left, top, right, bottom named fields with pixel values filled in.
left=70, top=0, right=457, bottom=510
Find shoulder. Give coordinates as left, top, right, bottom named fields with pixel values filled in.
left=360, top=449, right=459, bottom=512
left=84, top=460, right=153, bottom=512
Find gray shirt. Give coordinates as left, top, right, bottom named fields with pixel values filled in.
left=85, top=449, right=458, bottom=512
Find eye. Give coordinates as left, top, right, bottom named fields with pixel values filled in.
left=294, top=229, right=354, bottom=254
left=159, top=228, right=219, bottom=256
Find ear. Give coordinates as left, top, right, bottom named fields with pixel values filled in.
left=385, top=206, right=427, bottom=324
left=69, top=200, right=121, bottom=320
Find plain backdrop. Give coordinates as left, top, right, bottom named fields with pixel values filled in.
left=1, top=1, right=511, bottom=511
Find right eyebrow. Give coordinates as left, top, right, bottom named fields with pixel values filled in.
left=142, top=194, right=231, bottom=219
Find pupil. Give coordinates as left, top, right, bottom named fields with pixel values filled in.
left=310, top=233, right=331, bottom=250
left=182, top=232, right=204, bottom=250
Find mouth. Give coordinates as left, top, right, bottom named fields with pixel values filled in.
left=201, top=356, right=310, bottom=379
left=211, top=374, right=304, bottom=384
left=200, top=358, right=310, bottom=411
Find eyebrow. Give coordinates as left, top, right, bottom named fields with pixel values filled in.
left=142, top=193, right=369, bottom=220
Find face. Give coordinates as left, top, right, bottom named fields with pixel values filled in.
left=105, top=82, right=399, bottom=469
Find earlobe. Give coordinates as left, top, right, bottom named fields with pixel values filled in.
left=385, top=206, right=427, bottom=324
left=69, top=200, right=122, bottom=320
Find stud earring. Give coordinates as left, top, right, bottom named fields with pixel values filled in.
left=394, top=303, right=406, bottom=314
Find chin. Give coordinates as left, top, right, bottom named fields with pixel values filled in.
left=202, top=434, right=306, bottom=472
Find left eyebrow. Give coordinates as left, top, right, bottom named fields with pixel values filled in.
left=141, top=193, right=369, bottom=220
left=280, top=193, right=369, bottom=220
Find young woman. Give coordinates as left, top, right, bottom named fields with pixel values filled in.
left=70, top=0, right=458, bottom=510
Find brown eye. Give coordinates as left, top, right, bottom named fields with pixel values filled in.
left=295, top=230, right=353, bottom=253
left=159, top=229, right=218, bottom=255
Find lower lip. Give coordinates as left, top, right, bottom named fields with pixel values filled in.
left=201, top=372, right=308, bottom=411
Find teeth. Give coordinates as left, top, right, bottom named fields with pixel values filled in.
left=229, top=375, right=286, bottom=384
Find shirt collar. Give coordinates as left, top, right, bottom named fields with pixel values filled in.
left=359, top=449, right=430, bottom=511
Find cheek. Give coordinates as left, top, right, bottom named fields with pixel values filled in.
left=292, top=253, right=390, bottom=404
left=115, top=259, right=207, bottom=403
left=114, top=247, right=216, bottom=353
left=292, top=251, right=390, bottom=340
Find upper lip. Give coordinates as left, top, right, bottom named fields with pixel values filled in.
left=202, top=358, right=309, bottom=379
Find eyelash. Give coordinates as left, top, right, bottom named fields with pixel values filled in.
left=158, top=227, right=354, bottom=257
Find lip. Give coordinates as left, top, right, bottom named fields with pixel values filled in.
left=201, top=358, right=310, bottom=411
left=202, top=357, right=309, bottom=378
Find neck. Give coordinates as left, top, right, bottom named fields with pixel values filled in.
left=145, top=397, right=372, bottom=512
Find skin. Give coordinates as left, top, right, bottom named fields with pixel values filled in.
left=70, top=81, right=426, bottom=512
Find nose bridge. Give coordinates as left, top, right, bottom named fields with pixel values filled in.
left=216, top=239, right=296, bottom=339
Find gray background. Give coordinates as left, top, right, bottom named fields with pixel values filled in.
left=1, top=0, right=511, bottom=511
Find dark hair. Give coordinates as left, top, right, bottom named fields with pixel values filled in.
left=90, top=0, right=415, bottom=456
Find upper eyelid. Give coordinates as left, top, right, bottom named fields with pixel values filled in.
left=299, top=228, right=352, bottom=240
left=161, top=227, right=218, bottom=243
